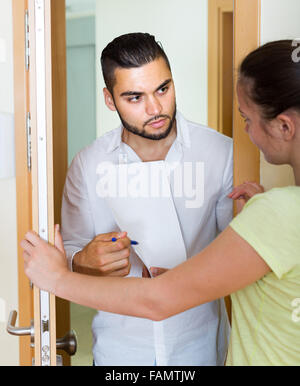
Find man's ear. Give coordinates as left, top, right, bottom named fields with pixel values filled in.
left=103, top=88, right=116, bottom=111
left=276, top=113, right=296, bottom=141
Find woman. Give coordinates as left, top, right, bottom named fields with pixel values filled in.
left=22, top=40, right=300, bottom=366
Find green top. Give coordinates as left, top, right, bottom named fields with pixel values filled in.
left=226, top=187, right=300, bottom=366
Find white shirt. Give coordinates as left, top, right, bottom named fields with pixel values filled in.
left=61, top=111, right=233, bottom=366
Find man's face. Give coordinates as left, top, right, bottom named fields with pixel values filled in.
left=104, top=57, right=177, bottom=141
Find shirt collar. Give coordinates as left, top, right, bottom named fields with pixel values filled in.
left=175, top=111, right=191, bottom=149
left=106, top=110, right=191, bottom=154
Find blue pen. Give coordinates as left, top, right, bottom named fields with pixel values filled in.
left=111, top=237, right=138, bottom=245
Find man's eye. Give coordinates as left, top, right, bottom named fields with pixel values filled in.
left=158, top=86, right=168, bottom=95
left=128, top=96, right=140, bottom=103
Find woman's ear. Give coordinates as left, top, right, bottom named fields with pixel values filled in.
left=103, top=88, right=116, bottom=111
left=276, top=113, right=296, bottom=141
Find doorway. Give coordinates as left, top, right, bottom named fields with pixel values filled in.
left=208, top=0, right=234, bottom=138
left=65, top=0, right=97, bottom=366
left=11, top=0, right=261, bottom=366
left=66, top=15, right=97, bottom=165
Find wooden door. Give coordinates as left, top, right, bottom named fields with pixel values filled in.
left=12, top=0, right=33, bottom=366
left=208, top=0, right=261, bottom=183
left=233, top=0, right=261, bottom=188
left=208, top=0, right=234, bottom=136
left=208, top=0, right=261, bottom=322
left=11, top=0, right=69, bottom=366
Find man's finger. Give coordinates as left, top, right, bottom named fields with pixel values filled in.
left=107, top=264, right=132, bottom=277
left=96, top=240, right=131, bottom=259
left=109, top=236, right=132, bottom=250
left=95, top=237, right=132, bottom=256
left=99, top=257, right=130, bottom=273
left=104, top=240, right=126, bottom=253
left=114, top=236, right=131, bottom=249
left=142, top=265, right=151, bottom=278
left=150, top=267, right=169, bottom=277
left=96, top=246, right=131, bottom=267
left=95, top=231, right=127, bottom=242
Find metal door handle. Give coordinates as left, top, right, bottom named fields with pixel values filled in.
left=7, top=310, right=34, bottom=337
left=56, top=330, right=77, bottom=356
left=7, top=310, right=77, bottom=356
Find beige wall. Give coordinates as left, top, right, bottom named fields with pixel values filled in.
left=260, top=0, right=300, bottom=189
left=0, top=0, right=19, bottom=366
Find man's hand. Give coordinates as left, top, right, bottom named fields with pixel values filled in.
left=228, top=181, right=265, bottom=214
left=21, top=225, right=69, bottom=293
left=73, top=231, right=132, bottom=277
left=142, top=266, right=169, bottom=278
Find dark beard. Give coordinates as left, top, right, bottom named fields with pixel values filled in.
left=117, top=106, right=177, bottom=141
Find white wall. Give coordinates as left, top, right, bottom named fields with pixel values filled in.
left=260, top=0, right=300, bottom=189
left=0, top=0, right=19, bottom=366
left=95, top=0, right=208, bottom=137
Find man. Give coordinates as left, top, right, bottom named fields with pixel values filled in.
left=62, top=33, right=233, bottom=366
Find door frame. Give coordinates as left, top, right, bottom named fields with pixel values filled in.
left=233, top=0, right=261, bottom=189
left=208, top=0, right=261, bottom=320
left=12, top=0, right=33, bottom=366
left=12, top=0, right=69, bottom=366
left=208, top=0, right=234, bottom=134
left=208, top=0, right=261, bottom=188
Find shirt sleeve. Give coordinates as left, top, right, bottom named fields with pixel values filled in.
left=216, top=141, right=233, bottom=232
left=61, top=153, right=95, bottom=270
left=229, top=189, right=300, bottom=279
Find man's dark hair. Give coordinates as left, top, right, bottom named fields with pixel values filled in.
left=101, top=33, right=171, bottom=94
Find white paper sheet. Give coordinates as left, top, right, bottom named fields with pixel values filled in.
left=98, top=161, right=187, bottom=269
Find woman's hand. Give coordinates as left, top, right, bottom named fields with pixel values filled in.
left=21, top=224, right=69, bottom=294
left=228, top=181, right=265, bottom=214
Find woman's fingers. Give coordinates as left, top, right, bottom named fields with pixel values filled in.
left=20, top=239, right=34, bottom=254
left=24, top=230, right=41, bottom=247
left=236, top=198, right=246, bottom=215
left=54, top=224, right=65, bottom=254
left=228, top=181, right=265, bottom=201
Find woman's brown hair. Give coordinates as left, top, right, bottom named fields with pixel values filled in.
left=239, top=40, right=300, bottom=120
